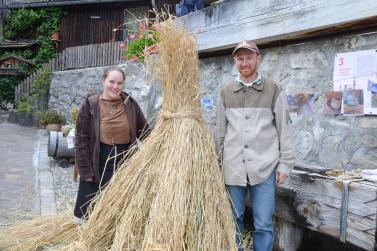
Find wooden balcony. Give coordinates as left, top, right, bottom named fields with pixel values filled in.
left=0, top=67, right=18, bottom=76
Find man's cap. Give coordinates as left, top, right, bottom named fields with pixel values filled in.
left=232, top=40, right=260, bottom=56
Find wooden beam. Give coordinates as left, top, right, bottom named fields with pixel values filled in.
left=0, top=2, right=3, bottom=42
left=0, top=0, right=147, bottom=9
left=178, top=0, right=377, bottom=53
left=276, top=170, right=377, bottom=250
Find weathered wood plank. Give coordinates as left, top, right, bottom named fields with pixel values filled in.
left=276, top=170, right=377, bottom=250
left=274, top=219, right=304, bottom=251
left=180, top=0, right=377, bottom=53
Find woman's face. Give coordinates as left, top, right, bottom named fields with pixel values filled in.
left=102, top=70, right=125, bottom=100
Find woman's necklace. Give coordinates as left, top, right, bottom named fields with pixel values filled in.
left=107, top=101, right=117, bottom=115
left=101, top=94, right=119, bottom=115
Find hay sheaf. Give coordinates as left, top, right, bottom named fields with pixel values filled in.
left=73, top=18, right=237, bottom=250
left=0, top=17, right=237, bottom=251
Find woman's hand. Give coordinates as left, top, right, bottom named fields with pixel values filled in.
left=84, top=177, right=94, bottom=182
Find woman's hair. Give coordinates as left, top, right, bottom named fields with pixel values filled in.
left=102, top=66, right=126, bottom=81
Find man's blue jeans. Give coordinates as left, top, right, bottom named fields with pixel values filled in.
left=226, top=171, right=275, bottom=251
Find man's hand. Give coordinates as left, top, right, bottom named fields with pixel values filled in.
left=276, top=172, right=288, bottom=186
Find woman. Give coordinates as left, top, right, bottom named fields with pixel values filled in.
left=73, top=66, right=149, bottom=223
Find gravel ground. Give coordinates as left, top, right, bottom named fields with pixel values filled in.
left=50, top=159, right=78, bottom=213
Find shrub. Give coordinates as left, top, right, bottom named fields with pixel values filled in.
left=17, top=96, right=31, bottom=114
left=71, top=107, right=78, bottom=125
left=40, top=110, right=65, bottom=125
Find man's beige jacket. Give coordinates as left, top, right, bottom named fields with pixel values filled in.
left=216, top=77, right=295, bottom=186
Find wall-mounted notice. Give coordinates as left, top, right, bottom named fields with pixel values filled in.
left=333, top=49, right=377, bottom=115
left=323, top=91, right=342, bottom=115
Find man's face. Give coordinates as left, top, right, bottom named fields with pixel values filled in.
left=234, top=49, right=261, bottom=79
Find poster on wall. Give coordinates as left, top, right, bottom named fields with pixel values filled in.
left=353, top=77, right=377, bottom=115
left=342, top=89, right=364, bottom=116
left=333, top=49, right=377, bottom=115
left=297, top=94, right=314, bottom=116
left=286, top=94, right=298, bottom=117
left=323, top=91, right=342, bottom=115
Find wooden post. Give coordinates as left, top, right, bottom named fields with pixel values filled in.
left=274, top=218, right=304, bottom=251
left=0, top=0, right=4, bottom=42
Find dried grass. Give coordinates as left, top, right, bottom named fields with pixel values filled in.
left=0, top=16, right=237, bottom=251
left=0, top=212, right=77, bottom=251
left=71, top=17, right=237, bottom=250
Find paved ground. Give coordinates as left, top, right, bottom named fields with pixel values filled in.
left=0, top=122, right=56, bottom=227
left=0, top=123, right=40, bottom=227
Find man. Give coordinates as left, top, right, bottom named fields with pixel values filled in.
left=176, top=0, right=204, bottom=17
left=216, top=41, right=295, bottom=251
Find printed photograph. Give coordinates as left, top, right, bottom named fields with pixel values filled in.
left=343, top=89, right=364, bottom=115
left=286, top=94, right=298, bottom=114
left=323, top=91, right=342, bottom=115
left=371, top=83, right=377, bottom=108
left=297, top=94, right=315, bottom=116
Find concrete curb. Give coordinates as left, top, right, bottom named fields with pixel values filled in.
left=37, top=130, right=57, bottom=216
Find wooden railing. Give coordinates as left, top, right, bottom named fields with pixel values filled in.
left=15, top=41, right=124, bottom=103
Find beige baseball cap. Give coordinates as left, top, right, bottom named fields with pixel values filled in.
left=232, top=40, right=260, bottom=56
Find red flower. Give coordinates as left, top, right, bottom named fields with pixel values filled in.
left=144, top=44, right=159, bottom=57
left=130, top=55, right=138, bottom=62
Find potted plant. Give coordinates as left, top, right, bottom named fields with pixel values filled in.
left=16, top=96, right=33, bottom=126
left=40, top=110, right=65, bottom=132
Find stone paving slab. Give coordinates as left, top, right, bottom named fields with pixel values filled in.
left=37, top=130, right=57, bottom=216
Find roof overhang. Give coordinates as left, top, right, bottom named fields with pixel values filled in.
left=0, top=0, right=148, bottom=9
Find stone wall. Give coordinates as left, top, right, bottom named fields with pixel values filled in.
left=49, top=62, right=151, bottom=120
left=49, top=29, right=377, bottom=170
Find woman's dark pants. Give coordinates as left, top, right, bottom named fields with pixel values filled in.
left=73, top=143, right=129, bottom=219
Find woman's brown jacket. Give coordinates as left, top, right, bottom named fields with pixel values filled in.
left=75, top=92, right=149, bottom=182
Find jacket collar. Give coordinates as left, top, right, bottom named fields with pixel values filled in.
left=87, top=92, right=133, bottom=114
left=232, top=76, right=264, bottom=92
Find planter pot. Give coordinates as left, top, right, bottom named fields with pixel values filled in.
left=46, top=123, right=61, bottom=132
left=7, top=110, right=18, bottom=123
left=51, top=32, right=60, bottom=41
left=17, top=112, right=34, bottom=126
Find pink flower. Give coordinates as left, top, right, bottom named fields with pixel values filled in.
left=144, top=44, right=159, bottom=57
left=130, top=55, right=138, bottom=62
left=129, top=34, right=135, bottom=40
left=139, top=20, right=146, bottom=33
left=119, top=41, right=125, bottom=49
left=134, top=34, right=142, bottom=40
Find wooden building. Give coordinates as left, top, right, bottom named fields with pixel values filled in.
left=0, top=54, right=35, bottom=76
left=0, top=0, right=152, bottom=51
left=0, top=0, right=220, bottom=51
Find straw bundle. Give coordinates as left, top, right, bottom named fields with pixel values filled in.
left=0, top=213, right=77, bottom=251
left=0, top=17, right=237, bottom=251
left=71, top=18, right=237, bottom=250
